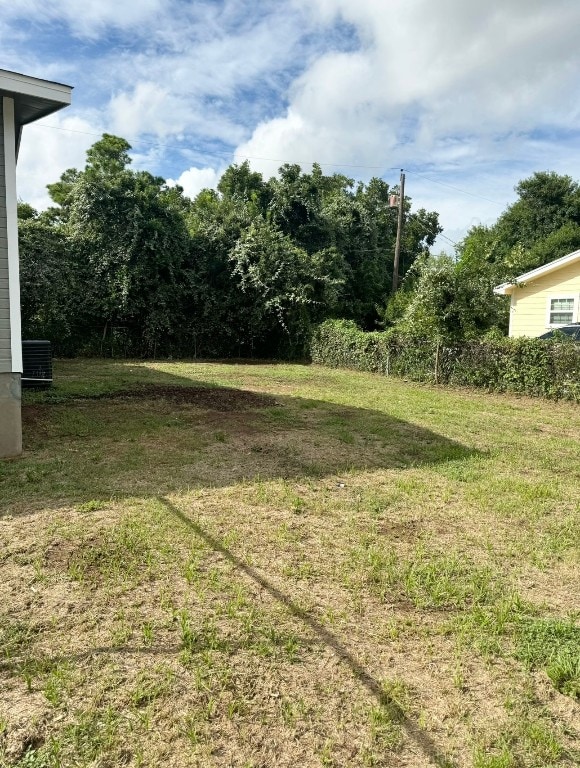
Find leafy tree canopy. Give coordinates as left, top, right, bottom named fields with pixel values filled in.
left=19, top=134, right=441, bottom=357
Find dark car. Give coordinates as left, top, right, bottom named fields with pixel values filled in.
left=539, top=323, right=580, bottom=341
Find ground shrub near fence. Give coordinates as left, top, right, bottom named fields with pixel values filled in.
left=310, top=320, right=580, bottom=401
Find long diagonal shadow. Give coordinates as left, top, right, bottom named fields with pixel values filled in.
left=160, top=498, right=455, bottom=768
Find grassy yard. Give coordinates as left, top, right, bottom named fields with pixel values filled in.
left=0, top=359, right=578, bottom=768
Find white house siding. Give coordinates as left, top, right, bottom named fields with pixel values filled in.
left=509, top=261, right=580, bottom=337
left=0, top=97, right=10, bottom=374
left=0, top=71, right=71, bottom=458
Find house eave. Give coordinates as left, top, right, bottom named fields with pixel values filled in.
left=493, top=248, right=580, bottom=295
left=0, top=69, right=73, bottom=148
left=0, top=69, right=72, bottom=105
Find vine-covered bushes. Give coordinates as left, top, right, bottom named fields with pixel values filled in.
left=310, top=320, right=580, bottom=401
left=20, top=136, right=441, bottom=361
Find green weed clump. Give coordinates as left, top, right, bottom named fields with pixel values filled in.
left=473, top=714, right=565, bottom=768
left=0, top=619, right=37, bottom=661
left=457, top=604, right=580, bottom=700
left=131, top=665, right=176, bottom=708
left=178, top=610, right=225, bottom=660
left=353, top=542, right=501, bottom=610
left=10, top=709, right=123, bottom=768
left=514, top=617, right=580, bottom=699
left=12, top=748, right=53, bottom=768
left=62, top=708, right=121, bottom=764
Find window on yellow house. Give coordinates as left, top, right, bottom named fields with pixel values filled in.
left=548, top=297, right=575, bottom=326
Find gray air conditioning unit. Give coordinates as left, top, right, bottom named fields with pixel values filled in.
left=22, top=340, right=53, bottom=388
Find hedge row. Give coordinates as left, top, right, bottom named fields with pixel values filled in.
left=310, top=320, right=580, bottom=401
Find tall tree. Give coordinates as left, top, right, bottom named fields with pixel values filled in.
left=489, top=171, right=580, bottom=273
left=61, top=135, right=190, bottom=354
left=230, top=217, right=344, bottom=353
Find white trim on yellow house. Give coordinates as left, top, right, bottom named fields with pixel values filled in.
left=493, top=250, right=580, bottom=337
left=493, top=249, right=580, bottom=295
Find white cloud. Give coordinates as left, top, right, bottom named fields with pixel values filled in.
left=99, top=5, right=308, bottom=142
left=167, top=166, right=223, bottom=200
left=244, top=1, right=580, bottom=152
left=2, top=0, right=165, bottom=38
left=233, top=0, right=580, bottom=238
left=16, top=115, right=96, bottom=210
left=109, top=80, right=245, bottom=146
left=109, top=82, right=186, bottom=140
left=6, top=0, right=580, bottom=241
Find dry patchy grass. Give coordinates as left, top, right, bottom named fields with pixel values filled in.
left=0, top=359, right=578, bottom=767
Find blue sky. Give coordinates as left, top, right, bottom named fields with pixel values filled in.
left=3, top=0, right=580, bottom=251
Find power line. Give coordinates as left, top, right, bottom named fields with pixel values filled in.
left=437, top=233, right=458, bottom=247
left=404, top=168, right=504, bottom=206
left=33, top=121, right=507, bottom=208
left=33, top=122, right=456, bottom=245
left=34, top=121, right=401, bottom=172
left=336, top=213, right=457, bottom=252
left=31, top=122, right=495, bottom=235
left=400, top=217, right=458, bottom=248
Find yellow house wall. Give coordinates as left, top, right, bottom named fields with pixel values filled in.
left=509, top=261, right=580, bottom=337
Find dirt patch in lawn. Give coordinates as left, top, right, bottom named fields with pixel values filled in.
left=21, top=404, right=50, bottom=435
left=43, top=538, right=79, bottom=572
left=91, top=384, right=276, bottom=411
left=379, top=518, right=422, bottom=542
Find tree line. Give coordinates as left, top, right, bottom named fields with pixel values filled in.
left=18, top=134, right=439, bottom=358
left=19, top=133, right=580, bottom=357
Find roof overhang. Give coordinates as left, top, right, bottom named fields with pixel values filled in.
left=0, top=68, right=73, bottom=155
left=493, top=248, right=580, bottom=296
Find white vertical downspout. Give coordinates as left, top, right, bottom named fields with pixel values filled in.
left=3, top=96, right=22, bottom=373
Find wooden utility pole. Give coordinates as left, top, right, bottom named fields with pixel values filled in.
left=392, top=169, right=405, bottom=293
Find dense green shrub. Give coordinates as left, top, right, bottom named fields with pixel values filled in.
left=310, top=320, right=580, bottom=401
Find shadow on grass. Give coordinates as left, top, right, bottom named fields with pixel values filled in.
left=1, top=363, right=469, bottom=763
left=1, top=364, right=477, bottom=514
